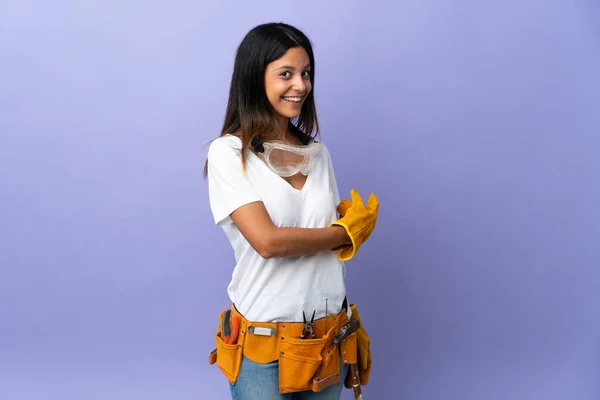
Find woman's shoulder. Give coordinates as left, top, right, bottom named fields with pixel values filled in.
left=314, top=137, right=332, bottom=156
left=208, top=134, right=243, bottom=155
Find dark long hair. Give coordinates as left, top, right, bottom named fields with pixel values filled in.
left=203, top=22, right=319, bottom=178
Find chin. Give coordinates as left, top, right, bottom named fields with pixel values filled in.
left=276, top=110, right=302, bottom=119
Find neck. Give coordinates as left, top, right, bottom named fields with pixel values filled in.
left=264, top=117, right=291, bottom=141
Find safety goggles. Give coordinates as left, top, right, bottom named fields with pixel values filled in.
left=257, top=140, right=324, bottom=177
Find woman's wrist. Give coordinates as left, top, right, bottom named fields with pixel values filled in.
left=333, top=225, right=351, bottom=245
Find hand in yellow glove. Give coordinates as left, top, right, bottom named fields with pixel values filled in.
left=337, top=199, right=352, bottom=217
left=331, top=189, right=379, bottom=261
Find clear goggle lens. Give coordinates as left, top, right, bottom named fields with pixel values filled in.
left=259, top=140, right=323, bottom=177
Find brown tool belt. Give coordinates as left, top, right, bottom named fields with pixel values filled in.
left=208, top=302, right=370, bottom=395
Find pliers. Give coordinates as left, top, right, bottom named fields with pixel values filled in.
left=299, top=310, right=316, bottom=339
left=222, top=309, right=240, bottom=345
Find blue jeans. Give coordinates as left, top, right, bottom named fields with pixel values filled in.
left=230, top=356, right=348, bottom=400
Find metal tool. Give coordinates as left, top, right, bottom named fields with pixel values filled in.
left=222, top=309, right=240, bottom=345
left=333, top=319, right=360, bottom=344
left=299, top=310, right=316, bottom=339
left=222, top=309, right=231, bottom=344
left=325, top=299, right=328, bottom=333
left=349, top=363, right=363, bottom=399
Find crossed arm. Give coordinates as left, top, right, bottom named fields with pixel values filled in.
left=230, top=201, right=351, bottom=259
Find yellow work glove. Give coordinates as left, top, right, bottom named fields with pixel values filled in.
left=331, top=189, right=379, bottom=261
left=337, top=199, right=352, bottom=217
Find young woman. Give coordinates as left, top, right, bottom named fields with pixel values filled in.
left=204, top=22, right=378, bottom=400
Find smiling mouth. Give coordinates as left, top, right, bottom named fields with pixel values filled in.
left=282, top=96, right=303, bottom=103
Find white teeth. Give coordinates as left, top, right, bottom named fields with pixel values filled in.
left=283, top=97, right=302, bottom=102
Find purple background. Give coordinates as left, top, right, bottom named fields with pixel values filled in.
left=2, top=1, right=599, bottom=399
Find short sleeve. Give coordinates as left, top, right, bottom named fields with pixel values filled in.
left=206, top=136, right=262, bottom=226
left=323, top=145, right=341, bottom=205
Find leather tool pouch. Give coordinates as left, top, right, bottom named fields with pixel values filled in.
left=311, top=331, right=343, bottom=393
left=278, top=332, right=329, bottom=393
left=208, top=304, right=367, bottom=393
left=340, top=332, right=358, bottom=365
left=278, top=324, right=344, bottom=394
left=209, top=309, right=243, bottom=384
left=343, top=303, right=372, bottom=388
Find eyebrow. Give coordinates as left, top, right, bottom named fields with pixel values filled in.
left=276, top=64, right=311, bottom=71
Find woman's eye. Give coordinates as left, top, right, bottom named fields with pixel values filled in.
left=279, top=70, right=310, bottom=79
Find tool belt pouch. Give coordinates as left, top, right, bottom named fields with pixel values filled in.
left=208, top=305, right=351, bottom=393
left=209, top=309, right=243, bottom=385
left=279, top=326, right=340, bottom=394
left=311, top=336, right=342, bottom=392
left=343, top=303, right=372, bottom=388
left=340, top=332, right=358, bottom=365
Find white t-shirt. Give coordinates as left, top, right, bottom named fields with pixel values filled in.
left=206, top=134, right=348, bottom=323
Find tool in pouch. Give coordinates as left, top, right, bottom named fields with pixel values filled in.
left=289, top=307, right=365, bottom=398
left=333, top=318, right=360, bottom=344
left=299, top=310, right=316, bottom=339
left=221, top=308, right=240, bottom=345
left=300, top=306, right=363, bottom=399
left=349, top=362, right=364, bottom=400
left=333, top=318, right=363, bottom=399
left=208, top=302, right=371, bottom=399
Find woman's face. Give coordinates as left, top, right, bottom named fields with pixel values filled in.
left=264, top=46, right=312, bottom=124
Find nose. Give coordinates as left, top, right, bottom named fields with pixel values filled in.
left=292, top=75, right=308, bottom=93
